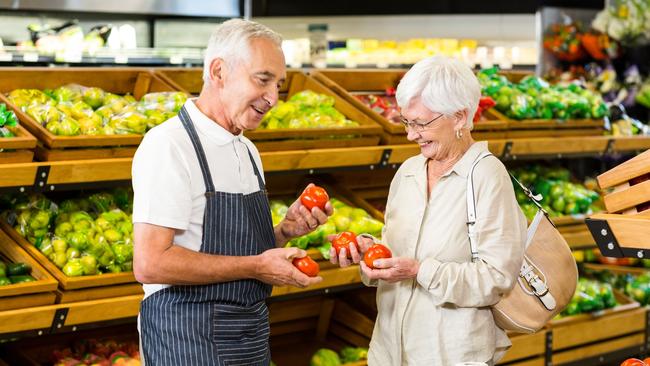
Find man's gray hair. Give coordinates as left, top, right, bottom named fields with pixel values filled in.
left=396, top=56, right=481, bottom=130
left=203, top=19, right=283, bottom=83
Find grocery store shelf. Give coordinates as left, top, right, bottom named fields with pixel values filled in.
left=1, top=136, right=648, bottom=191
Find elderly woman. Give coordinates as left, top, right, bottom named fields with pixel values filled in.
left=331, top=56, right=527, bottom=365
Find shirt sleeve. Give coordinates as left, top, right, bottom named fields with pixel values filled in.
left=132, top=130, right=193, bottom=230
left=360, top=165, right=404, bottom=288
left=415, top=157, right=527, bottom=307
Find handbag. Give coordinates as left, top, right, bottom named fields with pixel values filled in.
left=467, top=152, right=578, bottom=334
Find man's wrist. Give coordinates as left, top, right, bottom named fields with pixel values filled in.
left=274, top=222, right=292, bottom=245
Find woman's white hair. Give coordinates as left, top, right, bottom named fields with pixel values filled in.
left=202, top=19, right=283, bottom=83
left=396, top=56, right=480, bottom=130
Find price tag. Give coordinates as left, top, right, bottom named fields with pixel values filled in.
left=169, top=55, right=183, bottom=64
left=114, top=54, right=129, bottom=64
left=0, top=53, right=12, bottom=62
left=23, top=53, right=39, bottom=62
left=63, top=53, right=82, bottom=63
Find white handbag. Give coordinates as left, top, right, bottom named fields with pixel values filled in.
left=467, top=152, right=578, bottom=333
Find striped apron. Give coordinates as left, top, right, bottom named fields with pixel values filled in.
left=139, top=106, right=276, bottom=365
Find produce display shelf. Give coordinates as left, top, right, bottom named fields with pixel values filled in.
left=0, top=124, right=37, bottom=164
left=0, top=293, right=141, bottom=338
left=0, top=136, right=648, bottom=191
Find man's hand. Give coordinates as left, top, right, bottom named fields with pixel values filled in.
left=275, top=184, right=334, bottom=244
left=359, top=257, right=420, bottom=283
left=254, top=247, right=322, bottom=288
left=329, top=234, right=374, bottom=267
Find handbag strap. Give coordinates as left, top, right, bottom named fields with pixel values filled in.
left=466, top=155, right=557, bottom=311
left=466, top=151, right=494, bottom=262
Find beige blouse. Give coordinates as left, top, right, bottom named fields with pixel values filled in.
left=364, top=141, right=527, bottom=366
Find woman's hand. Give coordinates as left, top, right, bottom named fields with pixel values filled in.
left=329, top=234, right=374, bottom=267
left=360, top=257, right=420, bottom=283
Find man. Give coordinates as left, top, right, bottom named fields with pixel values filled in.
left=132, top=19, right=331, bottom=365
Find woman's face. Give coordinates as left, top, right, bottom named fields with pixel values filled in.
left=402, top=97, right=464, bottom=161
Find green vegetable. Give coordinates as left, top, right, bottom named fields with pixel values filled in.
left=62, top=259, right=85, bottom=277
left=310, top=348, right=341, bottom=366
left=0, top=277, right=11, bottom=286
left=9, top=275, right=36, bottom=284
left=7, top=262, right=31, bottom=276
left=339, top=347, right=368, bottom=363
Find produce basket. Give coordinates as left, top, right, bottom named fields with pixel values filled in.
left=269, top=296, right=371, bottom=366
left=311, top=69, right=509, bottom=144
left=0, top=123, right=37, bottom=164
left=0, top=219, right=137, bottom=292
left=1, top=323, right=139, bottom=366
left=0, top=228, right=57, bottom=311
left=157, top=68, right=383, bottom=151
left=0, top=67, right=182, bottom=161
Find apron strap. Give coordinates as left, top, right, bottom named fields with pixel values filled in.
left=178, top=106, right=216, bottom=193
left=244, top=146, right=266, bottom=191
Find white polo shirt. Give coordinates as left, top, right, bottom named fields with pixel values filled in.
left=132, top=99, right=266, bottom=299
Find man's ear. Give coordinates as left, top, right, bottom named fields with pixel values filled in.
left=209, top=58, right=226, bottom=86
left=454, top=110, right=469, bottom=130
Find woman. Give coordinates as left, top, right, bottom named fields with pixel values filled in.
left=331, top=56, right=527, bottom=365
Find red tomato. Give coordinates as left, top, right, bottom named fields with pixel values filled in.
left=331, top=231, right=360, bottom=258
left=292, top=256, right=320, bottom=277
left=644, top=358, right=650, bottom=365
left=621, top=359, right=646, bottom=366
left=300, top=185, right=329, bottom=211
left=364, top=244, right=392, bottom=269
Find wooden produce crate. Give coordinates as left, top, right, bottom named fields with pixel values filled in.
left=0, top=124, right=37, bottom=163
left=270, top=296, right=371, bottom=366
left=0, top=229, right=57, bottom=311
left=550, top=305, right=646, bottom=363
left=497, top=331, right=547, bottom=366
left=548, top=289, right=639, bottom=328
left=586, top=149, right=650, bottom=258
left=0, top=220, right=139, bottom=296
left=311, top=69, right=509, bottom=144
left=157, top=68, right=383, bottom=151
left=0, top=67, right=180, bottom=160
left=489, top=109, right=606, bottom=138
left=1, top=323, right=139, bottom=365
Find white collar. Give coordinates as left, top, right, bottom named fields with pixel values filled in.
left=183, top=99, right=244, bottom=146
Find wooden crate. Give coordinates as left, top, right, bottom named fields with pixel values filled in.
left=1, top=323, right=138, bottom=365
left=489, top=109, right=606, bottom=138
left=551, top=306, right=646, bottom=351
left=0, top=229, right=57, bottom=311
left=0, top=220, right=136, bottom=291
left=548, top=289, right=639, bottom=328
left=270, top=297, right=370, bottom=366
left=0, top=124, right=37, bottom=163
left=311, top=69, right=509, bottom=144
left=157, top=68, right=383, bottom=151
left=0, top=67, right=181, bottom=160
left=497, top=331, right=547, bottom=365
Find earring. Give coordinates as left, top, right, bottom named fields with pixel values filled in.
left=455, top=130, right=463, bottom=140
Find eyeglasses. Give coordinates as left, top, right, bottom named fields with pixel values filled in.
left=400, top=114, right=445, bottom=132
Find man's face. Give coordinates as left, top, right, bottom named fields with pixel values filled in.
left=219, top=38, right=286, bottom=132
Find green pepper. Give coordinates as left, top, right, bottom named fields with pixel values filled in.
left=7, top=262, right=31, bottom=276
left=0, top=277, right=11, bottom=286
left=340, top=347, right=368, bottom=363
left=111, top=243, right=133, bottom=264
left=62, top=259, right=85, bottom=277
left=9, top=275, right=36, bottom=284
left=80, top=255, right=98, bottom=275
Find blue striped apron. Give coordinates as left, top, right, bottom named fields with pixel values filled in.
left=139, top=106, right=276, bottom=365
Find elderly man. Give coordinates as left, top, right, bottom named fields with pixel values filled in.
left=132, top=19, right=330, bottom=365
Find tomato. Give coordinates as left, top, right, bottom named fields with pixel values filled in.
left=643, top=358, right=650, bottom=365
left=620, top=358, right=646, bottom=366
left=292, top=256, right=319, bottom=277
left=331, top=231, right=359, bottom=258
left=300, top=185, right=329, bottom=211
left=363, top=244, right=392, bottom=269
